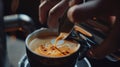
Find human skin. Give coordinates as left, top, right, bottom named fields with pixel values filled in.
left=39, top=0, right=120, bottom=59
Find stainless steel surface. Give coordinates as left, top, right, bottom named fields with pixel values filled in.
left=4, top=14, right=36, bottom=34
left=58, top=12, right=74, bottom=39
left=7, top=36, right=26, bottom=67
left=59, top=18, right=74, bottom=33
left=0, top=14, right=35, bottom=67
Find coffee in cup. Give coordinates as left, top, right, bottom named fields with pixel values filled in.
left=29, top=34, right=80, bottom=57
left=25, top=28, right=81, bottom=67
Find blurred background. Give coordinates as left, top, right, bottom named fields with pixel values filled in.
left=0, top=0, right=120, bottom=67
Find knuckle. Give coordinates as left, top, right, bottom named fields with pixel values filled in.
left=49, top=9, right=56, bottom=17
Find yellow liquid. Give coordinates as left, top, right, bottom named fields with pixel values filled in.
left=32, top=32, right=79, bottom=57
left=54, top=32, right=68, bottom=46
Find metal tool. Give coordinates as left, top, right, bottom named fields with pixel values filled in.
left=58, top=11, right=75, bottom=39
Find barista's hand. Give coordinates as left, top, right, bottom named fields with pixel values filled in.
left=39, top=0, right=120, bottom=59
left=67, top=0, right=120, bottom=22
left=67, top=0, right=120, bottom=59
left=39, top=0, right=82, bottom=28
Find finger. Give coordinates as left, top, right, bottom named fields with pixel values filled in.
left=40, top=0, right=44, bottom=2
left=84, top=16, right=116, bottom=34
left=47, top=0, right=70, bottom=28
left=39, top=0, right=61, bottom=24
left=96, top=16, right=116, bottom=28
left=69, top=0, right=83, bottom=6
left=67, top=0, right=116, bottom=23
left=67, top=0, right=100, bottom=23
left=11, top=0, right=19, bottom=13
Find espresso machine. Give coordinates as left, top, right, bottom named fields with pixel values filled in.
left=0, top=0, right=36, bottom=67
left=0, top=14, right=35, bottom=67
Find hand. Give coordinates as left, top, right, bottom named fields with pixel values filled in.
left=67, top=0, right=120, bottom=59
left=67, top=0, right=120, bottom=22
left=39, top=0, right=120, bottom=59
left=39, top=0, right=82, bottom=28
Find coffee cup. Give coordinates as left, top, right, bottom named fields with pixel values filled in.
left=25, top=28, right=89, bottom=67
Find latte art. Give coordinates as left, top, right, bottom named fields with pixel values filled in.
left=29, top=36, right=80, bottom=57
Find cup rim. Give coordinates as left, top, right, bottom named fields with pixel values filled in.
left=25, top=28, right=80, bottom=58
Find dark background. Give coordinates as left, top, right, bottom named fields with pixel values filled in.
left=3, top=0, right=41, bottom=29
left=2, top=0, right=120, bottom=67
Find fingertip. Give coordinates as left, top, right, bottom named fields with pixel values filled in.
left=39, top=16, right=47, bottom=24
left=69, top=0, right=83, bottom=7
left=47, top=23, right=59, bottom=29
left=47, top=18, right=59, bottom=29
left=39, top=17, right=43, bottom=24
